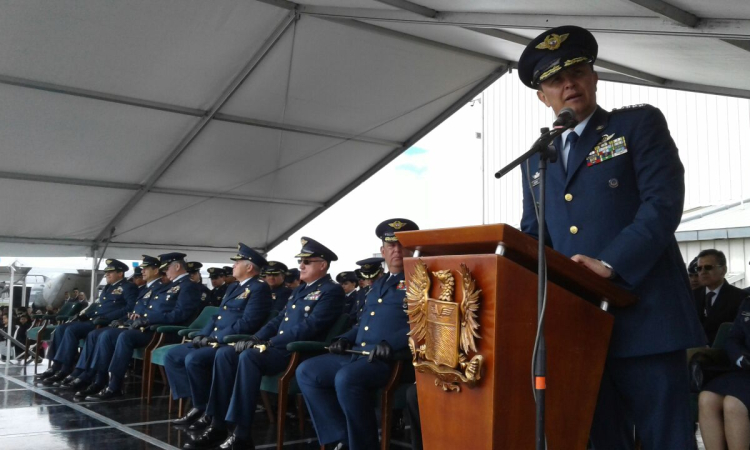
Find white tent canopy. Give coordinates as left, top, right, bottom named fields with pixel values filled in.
left=0, top=0, right=748, bottom=261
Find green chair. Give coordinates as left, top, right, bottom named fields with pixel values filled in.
left=224, top=313, right=351, bottom=450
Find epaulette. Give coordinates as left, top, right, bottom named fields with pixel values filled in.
left=612, top=103, right=653, bottom=113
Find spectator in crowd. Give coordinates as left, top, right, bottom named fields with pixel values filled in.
left=688, top=257, right=701, bottom=290
left=694, top=249, right=747, bottom=344
left=699, top=299, right=750, bottom=449
left=285, top=268, right=300, bottom=289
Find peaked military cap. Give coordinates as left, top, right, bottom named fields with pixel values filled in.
left=129, top=266, right=143, bottom=280
left=356, top=257, right=385, bottom=279
left=295, top=237, right=338, bottom=262
left=229, top=242, right=268, bottom=268
left=158, top=252, right=187, bottom=270
left=140, top=255, right=160, bottom=268
left=688, top=257, right=698, bottom=275
left=285, top=268, right=300, bottom=283
left=336, top=271, right=358, bottom=284
left=207, top=267, right=226, bottom=279
left=518, top=25, right=598, bottom=89
left=104, top=259, right=129, bottom=273
left=186, top=261, right=203, bottom=274
left=262, top=261, right=288, bottom=276
left=376, top=218, right=419, bottom=243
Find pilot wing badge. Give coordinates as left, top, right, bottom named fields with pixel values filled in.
left=407, top=260, right=483, bottom=392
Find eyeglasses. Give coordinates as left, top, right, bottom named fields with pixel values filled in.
left=696, top=265, right=722, bottom=272
left=298, top=258, right=324, bottom=265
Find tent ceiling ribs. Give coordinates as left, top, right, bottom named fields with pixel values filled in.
left=624, top=0, right=699, bottom=28
left=295, top=6, right=750, bottom=39
left=0, top=75, right=396, bottom=147
left=0, top=171, right=323, bottom=207
left=92, top=11, right=299, bottom=245
left=265, top=66, right=509, bottom=251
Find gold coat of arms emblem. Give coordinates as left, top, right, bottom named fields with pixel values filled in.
left=407, top=260, right=483, bottom=392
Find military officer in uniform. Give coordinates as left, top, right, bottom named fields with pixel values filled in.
left=129, top=266, right=145, bottom=287
left=84, top=252, right=202, bottom=400
left=262, top=261, right=292, bottom=312
left=223, top=266, right=237, bottom=284
left=285, top=268, right=300, bottom=289
left=187, top=261, right=212, bottom=303
left=167, top=244, right=272, bottom=429
left=296, top=218, right=419, bottom=450
left=349, top=258, right=385, bottom=325
left=208, top=267, right=228, bottom=307
left=518, top=26, right=705, bottom=449
left=57, top=255, right=164, bottom=392
left=336, top=271, right=359, bottom=317
left=37, top=259, right=138, bottom=385
left=185, top=237, right=345, bottom=450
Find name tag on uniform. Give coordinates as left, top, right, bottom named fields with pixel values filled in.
left=587, top=135, right=627, bottom=167
left=112, top=287, right=123, bottom=295
left=305, top=291, right=321, bottom=301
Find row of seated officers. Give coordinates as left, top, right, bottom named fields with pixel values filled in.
left=34, top=217, right=420, bottom=450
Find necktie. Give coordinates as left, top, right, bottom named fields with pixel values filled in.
left=705, top=291, right=716, bottom=317
left=563, top=131, right=579, bottom=171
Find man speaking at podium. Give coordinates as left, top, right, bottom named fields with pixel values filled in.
left=517, top=26, right=705, bottom=449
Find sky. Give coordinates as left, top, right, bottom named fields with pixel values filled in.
left=0, top=95, right=485, bottom=280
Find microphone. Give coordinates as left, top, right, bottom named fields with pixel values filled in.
left=552, top=107, right=578, bottom=129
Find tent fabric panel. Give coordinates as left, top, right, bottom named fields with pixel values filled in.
left=0, top=1, right=288, bottom=109
left=109, top=193, right=317, bottom=250
left=0, top=83, right=200, bottom=183
left=668, top=0, right=750, bottom=20
left=220, top=15, right=501, bottom=138
left=391, top=0, right=648, bottom=15
left=0, top=243, right=92, bottom=258
left=152, top=119, right=355, bottom=196
left=0, top=179, right=134, bottom=240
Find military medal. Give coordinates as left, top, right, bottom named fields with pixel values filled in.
left=305, top=291, right=321, bottom=301
left=587, top=136, right=628, bottom=167
left=397, top=280, right=406, bottom=291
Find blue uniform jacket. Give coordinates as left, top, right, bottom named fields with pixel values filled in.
left=271, top=285, right=293, bottom=312
left=142, top=274, right=201, bottom=325
left=199, top=277, right=272, bottom=342
left=348, top=286, right=370, bottom=324
left=89, top=279, right=139, bottom=321
left=520, top=104, right=705, bottom=358
left=727, top=299, right=750, bottom=363
left=339, top=272, right=409, bottom=355
left=131, top=280, right=165, bottom=317
left=256, top=274, right=345, bottom=349
left=208, top=284, right=228, bottom=307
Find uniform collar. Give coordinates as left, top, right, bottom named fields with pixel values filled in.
left=172, top=273, right=189, bottom=283
left=561, top=109, right=596, bottom=145
left=146, top=279, right=159, bottom=288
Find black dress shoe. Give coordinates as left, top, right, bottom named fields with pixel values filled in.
left=74, top=383, right=102, bottom=399
left=42, top=371, right=69, bottom=386
left=173, top=407, right=204, bottom=426
left=35, top=368, right=56, bottom=380
left=60, top=378, right=90, bottom=391
left=183, top=426, right=228, bottom=450
left=85, top=387, right=122, bottom=401
left=59, top=375, right=77, bottom=386
left=187, top=414, right=212, bottom=431
left=219, top=433, right=255, bottom=450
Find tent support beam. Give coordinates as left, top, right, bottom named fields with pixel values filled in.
left=0, top=75, right=395, bottom=147
left=91, top=11, right=299, bottom=246
left=264, top=66, right=509, bottom=251
left=0, top=171, right=323, bottom=207
left=624, top=0, right=699, bottom=28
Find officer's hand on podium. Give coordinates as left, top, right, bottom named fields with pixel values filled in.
left=329, top=338, right=353, bottom=355
left=571, top=254, right=614, bottom=279
left=368, top=340, right=393, bottom=363
left=741, top=354, right=750, bottom=370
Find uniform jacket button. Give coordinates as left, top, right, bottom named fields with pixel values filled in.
left=570, top=226, right=579, bottom=234
left=565, top=193, right=573, bottom=201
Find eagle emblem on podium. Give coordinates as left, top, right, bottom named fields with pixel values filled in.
left=407, top=260, right=484, bottom=392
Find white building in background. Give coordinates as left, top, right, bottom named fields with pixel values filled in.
left=481, top=73, right=750, bottom=287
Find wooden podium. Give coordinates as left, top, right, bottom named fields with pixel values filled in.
left=396, top=224, right=636, bottom=450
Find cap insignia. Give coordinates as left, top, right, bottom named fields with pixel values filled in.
left=536, top=33, right=569, bottom=51
left=389, top=220, right=407, bottom=230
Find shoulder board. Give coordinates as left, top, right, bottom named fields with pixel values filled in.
left=611, top=103, right=653, bottom=113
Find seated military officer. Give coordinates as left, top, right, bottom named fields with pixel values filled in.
left=185, top=237, right=345, bottom=450
left=285, top=268, right=300, bottom=289
left=56, top=255, right=164, bottom=391
left=166, top=244, right=272, bottom=429
left=187, top=261, right=212, bottom=303
left=128, top=266, right=146, bottom=287
left=336, top=271, right=359, bottom=317
left=36, top=259, right=138, bottom=385
left=83, top=252, right=203, bottom=400
left=223, top=266, right=237, bottom=284
left=207, top=267, right=228, bottom=307
left=297, top=218, right=419, bottom=450
left=262, top=261, right=292, bottom=312
left=348, top=257, right=385, bottom=325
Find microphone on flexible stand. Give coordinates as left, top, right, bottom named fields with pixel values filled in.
left=552, top=107, right=579, bottom=130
